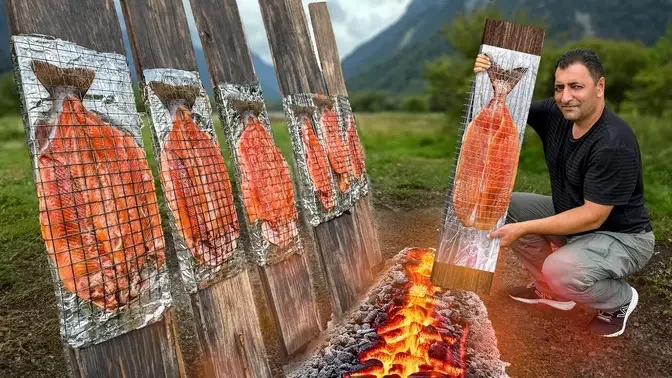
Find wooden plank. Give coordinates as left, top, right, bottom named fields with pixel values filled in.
left=189, top=0, right=322, bottom=358
left=119, top=0, right=275, bottom=374
left=68, top=312, right=183, bottom=378
left=188, top=0, right=256, bottom=85
left=258, top=253, right=320, bottom=357
left=6, top=0, right=124, bottom=54
left=307, top=3, right=346, bottom=95
left=258, top=0, right=373, bottom=317
left=120, top=0, right=197, bottom=73
left=430, top=19, right=545, bottom=294
left=257, top=0, right=323, bottom=95
left=191, top=270, right=272, bottom=378
left=6, top=2, right=184, bottom=377
left=308, top=2, right=384, bottom=271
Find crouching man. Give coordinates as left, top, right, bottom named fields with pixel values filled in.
left=476, top=49, right=655, bottom=337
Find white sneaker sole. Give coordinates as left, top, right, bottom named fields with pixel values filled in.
left=600, top=287, right=639, bottom=338
left=509, top=295, right=576, bottom=311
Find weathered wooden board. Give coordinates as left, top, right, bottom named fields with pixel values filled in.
left=189, top=0, right=321, bottom=359
left=120, top=0, right=196, bottom=72
left=5, top=1, right=183, bottom=376
left=119, top=0, right=273, bottom=374
left=258, top=0, right=373, bottom=317
left=6, top=0, right=124, bottom=54
left=431, top=19, right=545, bottom=294
left=190, top=270, right=272, bottom=378
left=68, top=312, right=183, bottom=378
left=308, top=2, right=384, bottom=272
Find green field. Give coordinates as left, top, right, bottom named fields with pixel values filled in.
left=1, top=110, right=670, bottom=302
left=0, top=110, right=670, bottom=373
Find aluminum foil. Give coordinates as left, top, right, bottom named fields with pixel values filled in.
left=143, top=68, right=245, bottom=293
left=10, top=34, right=172, bottom=348
left=282, top=93, right=367, bottom=227
left=214, top=82, right=303, bottom=266
left=436, top=44, right=540, bottom=273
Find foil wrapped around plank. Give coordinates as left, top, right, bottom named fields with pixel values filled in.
left=10, top=34, right=172, bottom=348
left=214, top=82, right=303, bottom=266
left=283, top=93, right=366, bottom=227
left=142, top=68, right=245, bottom=293
left=437, top=45, right=540, bottom=273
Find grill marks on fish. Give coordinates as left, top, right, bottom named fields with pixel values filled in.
left=319, top=107, right=350, bottom=192
left=236, top=114, right=299, bottom=248
left=36, top=96, right=165, bottom=311
left=453, top=57, right=527, bottom=230
left=160, top=107, right=240, bottom=267
left=300, top=115, right=335, bottom=211
left=346, top=114, right=366, bottom=182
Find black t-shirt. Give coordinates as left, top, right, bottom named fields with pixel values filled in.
left=526, top=98, right=652, bottom=236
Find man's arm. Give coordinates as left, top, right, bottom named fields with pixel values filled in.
left=520, top=201, right=612, bottom=236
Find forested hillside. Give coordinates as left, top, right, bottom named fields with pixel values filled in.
left=343, top=0, right=672, bottom=95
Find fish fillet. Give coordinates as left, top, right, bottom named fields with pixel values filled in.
left=159, top=107, right=240, bottom=266
left=319, top=107, right=350, bottom=192
left=36, top=96, right=165, bottom=311
left=452, top=57, right=527, bottom=230
left=300, top=115, right=335, bottom=211
left=236, top=114, right=299, bottom=247
left=346, top=114, right=366, bottom=182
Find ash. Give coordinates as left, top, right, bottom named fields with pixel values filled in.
left=285, top=248, right=509, bottom=378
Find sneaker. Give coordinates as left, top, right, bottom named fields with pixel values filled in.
left=509, top=282, right=576, bottom=311
left=588, top=286, right=639, bottom=337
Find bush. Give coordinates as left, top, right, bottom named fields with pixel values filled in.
left=401, top=95, right=428, bottom=112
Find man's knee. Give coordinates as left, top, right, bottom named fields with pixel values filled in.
left=506, top=192, right=526, bottom=224
left=542, top=252, right=591, bottom=295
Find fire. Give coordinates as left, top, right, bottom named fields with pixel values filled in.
left=346, top=248, right=468, bottom=378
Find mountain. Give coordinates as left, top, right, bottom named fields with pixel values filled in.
left=342, top=0, right=672, bottom=95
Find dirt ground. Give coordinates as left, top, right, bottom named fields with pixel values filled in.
left=373, top=206, right=672, bottom=378
left=1, top=205, right=671, bottom=378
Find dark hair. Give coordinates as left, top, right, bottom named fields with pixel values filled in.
left=554, top=48, right=605, bottom=83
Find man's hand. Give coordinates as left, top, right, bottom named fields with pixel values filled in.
left=474, top=54, right=491, bottom=73
left=487, top=222, right=528, bottom=248
left=488, top=200, right=613, bottom=248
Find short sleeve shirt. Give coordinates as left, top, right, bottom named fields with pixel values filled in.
left=527, top=98, right=652, bottom=236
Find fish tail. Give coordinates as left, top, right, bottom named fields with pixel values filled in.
left=485, top=54, right=528, bottom=98
left=148, top=81, right=201, bottom=112
left=31, top=60, right=95, bottom=99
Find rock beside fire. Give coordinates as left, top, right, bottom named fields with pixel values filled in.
left=285, top=247, right=509, bottom=378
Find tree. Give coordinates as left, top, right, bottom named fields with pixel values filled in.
left=424, top=6, right=540, bottom=120
left=624, top=23, right=672, bottom=117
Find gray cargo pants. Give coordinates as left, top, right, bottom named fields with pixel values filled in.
left=506, top=192, right=655, bottom=311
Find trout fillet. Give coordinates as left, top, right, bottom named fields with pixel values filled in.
left=236, top=114, right=299, bottom=247
left=300, top=115, right=335, bottom=211
left=319, top=106, right=350, bottom=192
left=452, top=57, right=527, bottom=230
left=159, top=107, right=240, bottom=267
left=346, top=114, right=366, bottom=181
left=35, top=72, right=165, bottom=312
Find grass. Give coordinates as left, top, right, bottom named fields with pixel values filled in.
left=0, top=110, right=669, bottom=286
left=0, top=110, right=670, bottom=374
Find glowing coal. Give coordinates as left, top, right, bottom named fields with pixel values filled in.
left=285, top=248, right=509, bottom=378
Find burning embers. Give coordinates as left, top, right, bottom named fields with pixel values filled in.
left=287, top=248, right=510, bottom=378
left=346, top=248, right=468, bottom=378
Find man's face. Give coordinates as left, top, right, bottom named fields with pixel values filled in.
left=553, top=62, right=604, bottom=122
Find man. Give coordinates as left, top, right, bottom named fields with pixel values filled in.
left=475, top=49, right=655, bottom=337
